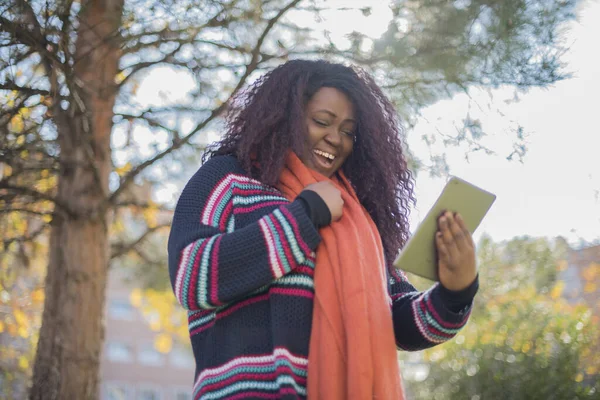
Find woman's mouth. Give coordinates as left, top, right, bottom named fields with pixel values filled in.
left=312, top=149, right=336, bottom=170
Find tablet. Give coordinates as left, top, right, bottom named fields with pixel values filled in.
left=393, top=176, right=496, bottom=281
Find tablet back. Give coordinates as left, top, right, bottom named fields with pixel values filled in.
left=393, top=176, right=496, bottom=280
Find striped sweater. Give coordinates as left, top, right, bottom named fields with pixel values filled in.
left=168, top=155, right=477, bottom=399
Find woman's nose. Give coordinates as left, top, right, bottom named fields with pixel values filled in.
left=324, top=128, right=342, bottom=146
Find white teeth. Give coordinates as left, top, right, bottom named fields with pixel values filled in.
left=313, top=149, right=335, bottom=160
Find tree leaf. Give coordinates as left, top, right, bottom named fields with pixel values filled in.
left=10, top=115, right=24, bottom=133
left=154, top=333, right=172, bottom=354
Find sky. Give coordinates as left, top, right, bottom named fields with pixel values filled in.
left=405, top=1, right=600, bottom=245
left=124, top=0, right=600, bottom=247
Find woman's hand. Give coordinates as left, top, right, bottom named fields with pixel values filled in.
left=436, top=211, right=477, bottom=291
left=304, top=181, right=344, bottom=222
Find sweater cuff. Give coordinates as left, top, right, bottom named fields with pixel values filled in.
left=438, top=274, right=479, bottom=313
left=296, top=190, right=332, bottom=228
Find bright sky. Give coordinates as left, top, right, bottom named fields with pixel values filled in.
left=122, top=0, right=600, bottom=246
left=405, top=2, right=600, bottom=245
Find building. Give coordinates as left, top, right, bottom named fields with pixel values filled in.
left=560, top=243, right=600, bottom=322
left=99, top=267, right=195, bottom=400
left=559, top=243, right=600, bottom=383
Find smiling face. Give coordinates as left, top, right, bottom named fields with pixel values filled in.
left=301, top=87, right=356, bottom=177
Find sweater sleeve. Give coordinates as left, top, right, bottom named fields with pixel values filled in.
left=388, top=267, right=478, bottom=351
left=167, top=156, right=322, bottom=311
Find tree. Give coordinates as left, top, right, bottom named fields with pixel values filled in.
left=0, top=212, right=46, bottom=399
left=401, top=236, right=600, bottom=399
left=0, top=0, right=580, bottom=398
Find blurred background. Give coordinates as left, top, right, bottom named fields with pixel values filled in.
left=1, top=0, right=599, bottom=399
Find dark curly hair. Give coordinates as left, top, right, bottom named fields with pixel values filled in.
left=205, top=59, right=415, bottom=264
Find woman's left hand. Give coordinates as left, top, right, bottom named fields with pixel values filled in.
left=435, top=211, right=478, bottom=291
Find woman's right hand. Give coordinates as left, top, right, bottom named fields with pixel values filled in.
left=304, top=181, right=344, bottom=222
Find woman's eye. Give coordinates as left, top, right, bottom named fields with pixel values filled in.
left=342, top=131, right=354, bottom=137
left=314, top=119, right=328, bottom=126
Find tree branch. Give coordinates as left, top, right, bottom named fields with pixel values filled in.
left=110, top=223, right=170, bottom=260
left=0, top=181, right=72, bottom=216
left=117, top=43, right=186, bottom=88
left=0, top=82, right=51, bottom=96
left=115, top=112, right=179, bottom=137
left=107, top=0, right=300, bottom=206
left=107, top=103, right=225, bottom=205
left=2, top=223, right=47, bottom=249
left=0, top=208, right=53, bottom=217
left=114, top=199, right=172, bottom=212
left=120, top=7, right=236, bottom=55
left=0, top=4, right=60, bottom=68
left=115, top=105, right=211, bottom=116
left=59, top=0, right=76, bottom=50
left=131, top=246, right=164, bottom=269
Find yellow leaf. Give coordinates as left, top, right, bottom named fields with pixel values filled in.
left=34, top=64, right=45, bottom=76
left=575, top=373, right=584, bottom=382
left=18, top=326, right=28, bottom=338
left=19, top=107, right=31, bottom=118
left=550, top=281, right=564, bottom=299
left=115, top=162, right=132, bottom=177
left=42, top=214, right=52, bottom=223
left=481, top=333, right=491, bottom=345
left=154, top=333, right=172, bottom=354
left=10, top=115, right=24, bottom=133
left=36, top=176, right=57, bottom=192
left=143, top=208, right=158, bottom=229
left=14, top=309, right=27, bottom=326
left=0, top=321, right=4, bottom=333
left=582, top=263, right=599, bottom=281
left=12, top=217, right=28, bottom=235
left=584, top=282, right=597, bottom=293
left=587, top=366, right=597, bottom=375
left=114, top=71, right=127, bottom=84
left=130, top=288, right=142, bottom=308
left=31, top=289, right=45, bottom=304
left=1, top=164, right=12, bottom=178
left=18, top=356, right=29, bottom=370
left=111, top=219, right=125, bottom=234
left=146, top=199, right=157, bottom=209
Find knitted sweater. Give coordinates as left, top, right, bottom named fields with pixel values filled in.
left=168, top=155, right=478, bottom=400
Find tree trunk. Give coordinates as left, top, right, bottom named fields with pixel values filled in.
left=29, top=1, right=123, bottom=399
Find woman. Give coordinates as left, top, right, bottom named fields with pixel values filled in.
left=168, top=60, right=478, bottom=400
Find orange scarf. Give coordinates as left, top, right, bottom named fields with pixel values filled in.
left=277, top=153, right=404, bottom=400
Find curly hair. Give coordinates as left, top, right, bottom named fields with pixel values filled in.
left=205, top=59, right=415, bottom=264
